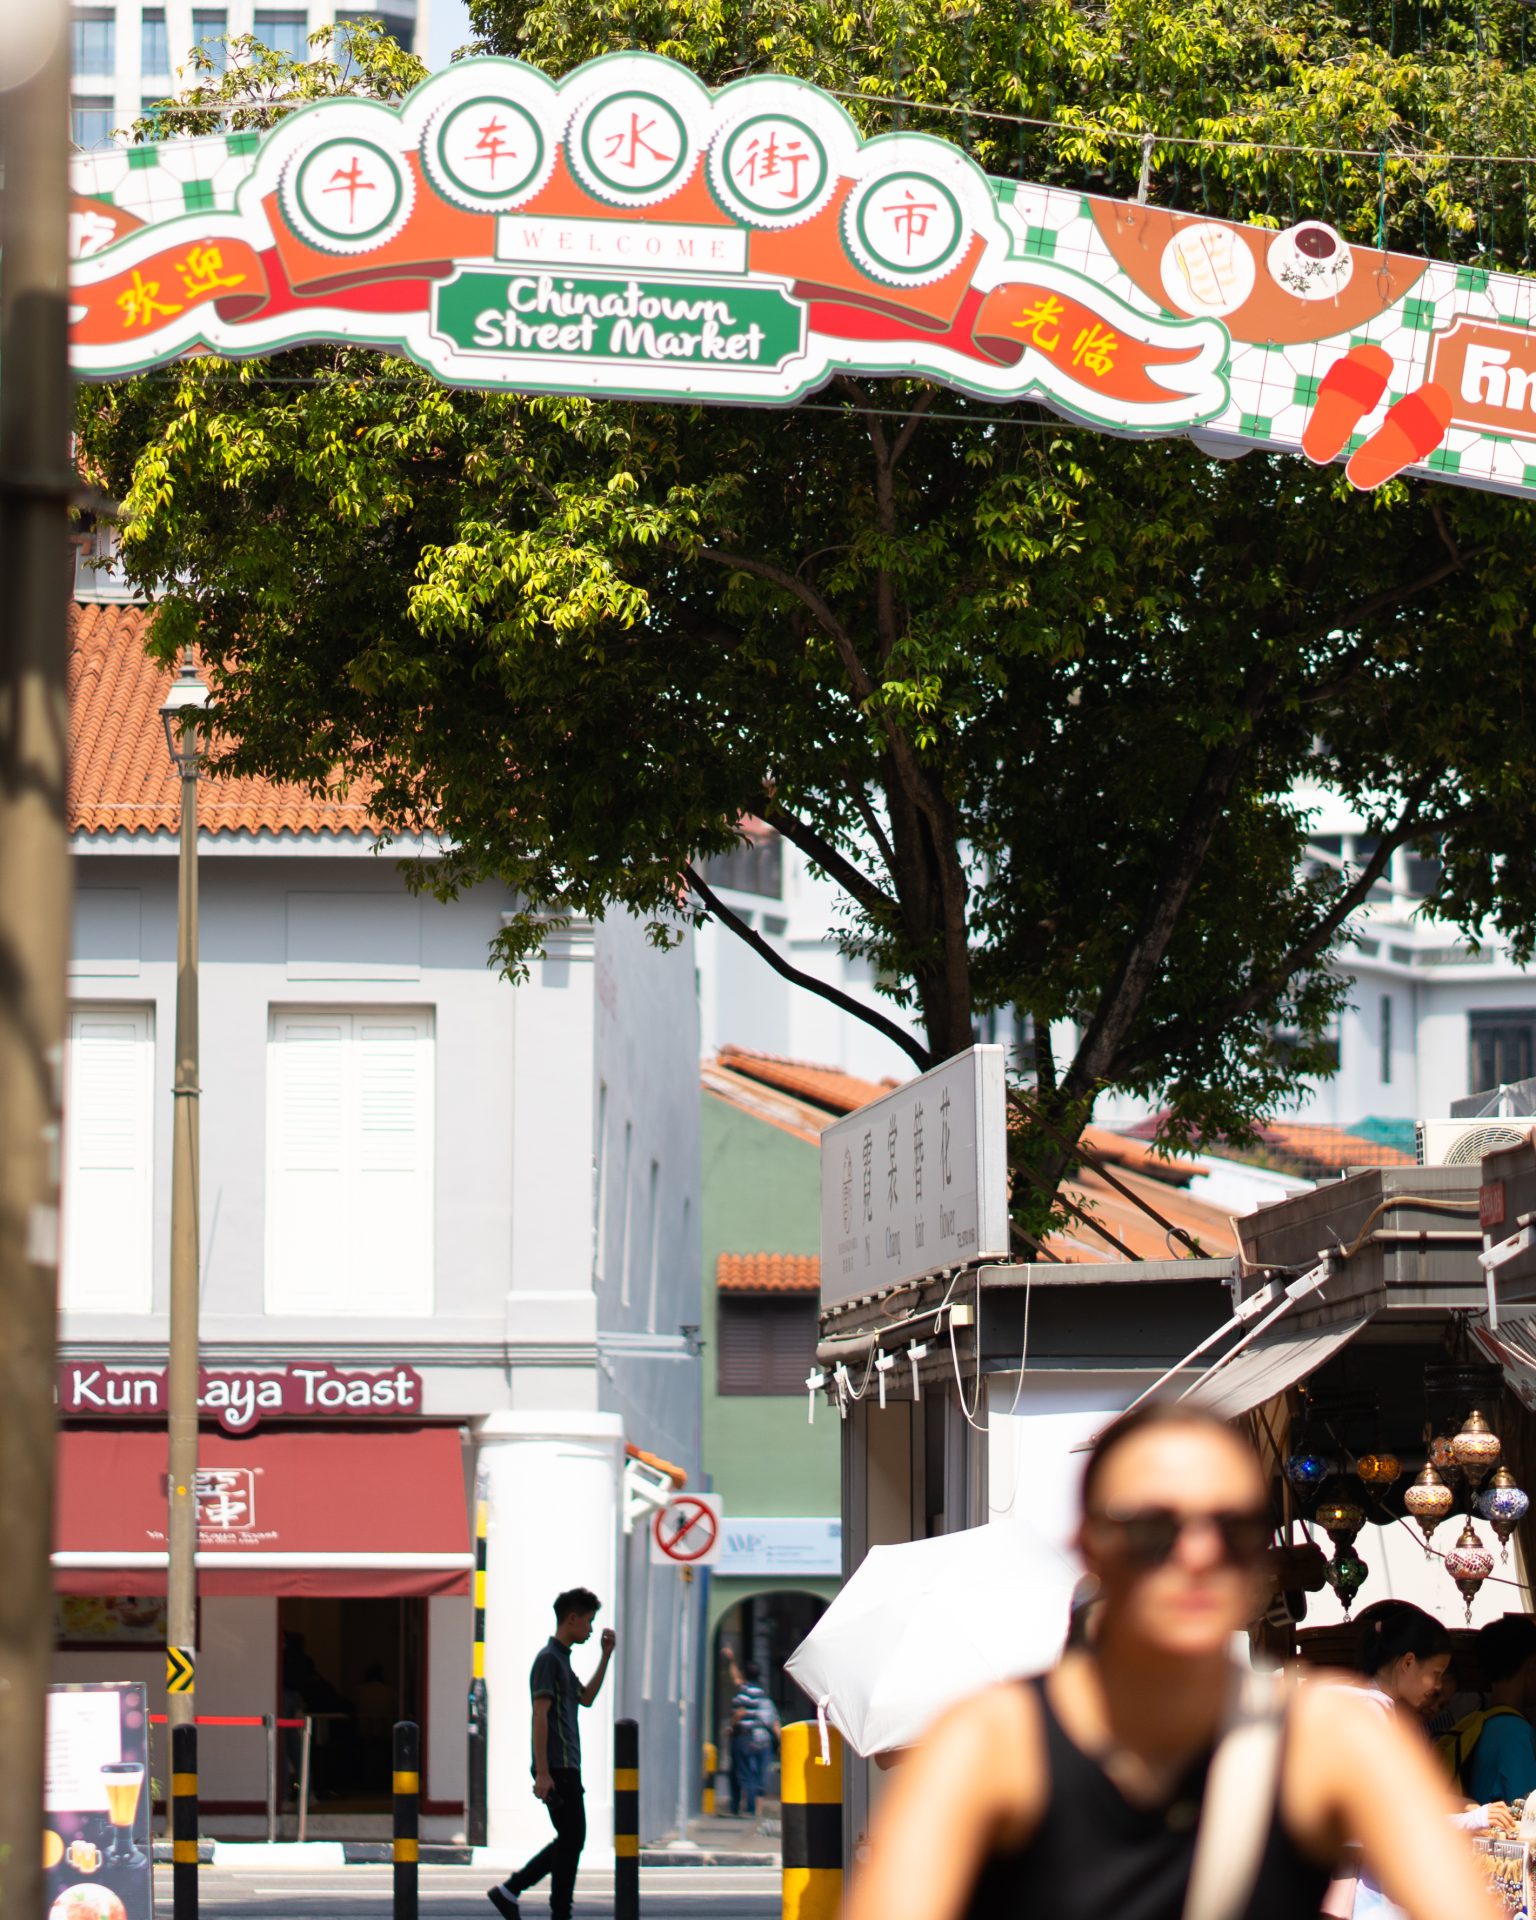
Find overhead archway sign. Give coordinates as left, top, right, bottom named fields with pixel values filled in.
left=67, top=51, right=1536, bottom=496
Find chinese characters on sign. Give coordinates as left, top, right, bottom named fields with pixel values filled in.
left=819, top=1046, right=1009, bottom=1308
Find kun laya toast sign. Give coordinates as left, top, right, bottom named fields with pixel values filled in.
left=67, top=51, right=1536, bottom=495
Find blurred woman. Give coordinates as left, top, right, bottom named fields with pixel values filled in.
left=844, top=1404, right=1501, bottom=1920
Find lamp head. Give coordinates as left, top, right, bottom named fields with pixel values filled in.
left=159, top=653, right=208, bottom=771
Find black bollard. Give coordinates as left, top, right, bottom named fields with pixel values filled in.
left=172, top=1722, right=198, bottom=1920
left=393, top=1720, right=420, bottom=1920
left=615, top=1717, right=639, bottom=1920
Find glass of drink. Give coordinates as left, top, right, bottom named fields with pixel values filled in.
left=100, top=1762, right=145, bottom=1866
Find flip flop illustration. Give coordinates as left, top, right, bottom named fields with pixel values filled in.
left=1301, top=343, right=1394, bottom=463
left=1345, top=381, right=1454, bottom=490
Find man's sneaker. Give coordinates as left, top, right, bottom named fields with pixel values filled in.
left=487, top=1886, right=521, bottom=1920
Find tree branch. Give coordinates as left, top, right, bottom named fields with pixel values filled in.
left=684, top=864, right=930, bottom=1070
left=761, top=799, right=899, bottom=923
left=1111, top=774, right=1444, bottom=1080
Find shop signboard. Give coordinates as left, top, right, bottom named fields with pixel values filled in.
left=65, top=50, right=1536, bottom=499
left=44, top=1682, right=153, bottom=1920
left=716, top=1517, right=842, bottom=1579
left=56, top=1361, right=423, bottom=1431
left=819, top=1044, right=1009, bottom=1309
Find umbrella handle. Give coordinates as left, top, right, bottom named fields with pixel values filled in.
left=816, top=1700, right=831, bottom=1767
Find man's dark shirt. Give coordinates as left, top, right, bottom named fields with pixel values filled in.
left=530, top=1636, right=582, bottom=1772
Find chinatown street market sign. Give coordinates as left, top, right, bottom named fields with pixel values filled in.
left=66, top=50, right=1536, bottom=496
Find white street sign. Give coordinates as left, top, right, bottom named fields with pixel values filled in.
left=819, top=1045, right=1009, bottom=1309
left=650, top=1492, right=723, bottom=1567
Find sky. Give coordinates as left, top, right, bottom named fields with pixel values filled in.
left=426, top=0, right=475, bottom=67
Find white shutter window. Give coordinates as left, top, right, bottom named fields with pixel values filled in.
left=61, top=1007, right=154, bottom=1314
left=266, top=1009, right=434, bottom=1316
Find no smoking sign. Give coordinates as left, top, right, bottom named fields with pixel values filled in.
left=650, top=1493, right=723, bottom=1567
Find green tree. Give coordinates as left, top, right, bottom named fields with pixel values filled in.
left=79, top=0, right=1536, bottom=1226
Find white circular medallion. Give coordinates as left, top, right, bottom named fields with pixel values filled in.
left=709, top=112, right=835, bottom=228
left=424, top=93, right=555, bottom=212
left=1267, top=221, right=1354, bottom=302
left=842, top=168, right=965, bottom=286
left=566, top=86, right=701, bottom=207
left=281, top=133, right=414, bottom=255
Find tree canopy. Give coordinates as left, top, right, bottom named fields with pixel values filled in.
left=78, top=0, right=1536, bottom=1226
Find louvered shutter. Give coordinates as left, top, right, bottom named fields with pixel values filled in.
left=265, top=1009, right=434, bottom=1316
left=717, top=1296, right=818, bottom=1394
left=61, top=1008, right=154, bottom=1313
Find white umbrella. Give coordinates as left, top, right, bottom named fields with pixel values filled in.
left=784, top=1522, right=1079, bottom=1757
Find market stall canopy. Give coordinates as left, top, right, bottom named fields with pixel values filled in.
left=1184, top=1315, right=1372, bottom=1421
left=784, top=1523, right=1069, bottom=1757
left=52, top=1426, right=472, bottom=1596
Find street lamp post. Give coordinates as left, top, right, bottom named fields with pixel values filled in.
left=161, top=654, right=207, bottom=1732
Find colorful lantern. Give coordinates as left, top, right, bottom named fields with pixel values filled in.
left=1444, top=1519, right=1495, bottom=1624
left=1284, top=1446, right=1331, bottom=1504
left=1315, top=1496, right=1366, bottom=1549
left=1451, top=1409, right=1502, bottom=1491
left=1404, top=1463, right=1455, bottom=1551
left=1429, top=1433, right=1461, bottom=1479
left=1325, top=1545, right=1369, bottom=1617
left=1476, top=1465, right=1530, bottom=1564
left=1357, top=1452, right=1402, bottom=1490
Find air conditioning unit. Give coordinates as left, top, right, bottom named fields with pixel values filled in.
left=1417, top=1118, right=1536, bottom=1166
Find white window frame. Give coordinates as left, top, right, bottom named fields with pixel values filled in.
left=61, top=1003, right=155, bottom=1316
left=264, top=1006, right=435, bottom=1318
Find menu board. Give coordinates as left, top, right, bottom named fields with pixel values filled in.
left=44, top=1684, right=152, bottom=1920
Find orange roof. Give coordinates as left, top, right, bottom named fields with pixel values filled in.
left=1078, top=1124, right=1208, bottom=1187
left=70, top=602, right=376, bottom=839
left=1043, top=1163, right=1240, bottom=1265
left=717, top=1253, right=820, bottom=1294
left=624, top=1442, right=687, bottom=1488
left=1255, top=1121, right=1412, bottom=1175
left=715, top=1045, right=899, bottom=1116
left=702, top=1059, right=834, bottom=1147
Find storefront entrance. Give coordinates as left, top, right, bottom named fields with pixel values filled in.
left=278, top=1597, right=424, bottom=1813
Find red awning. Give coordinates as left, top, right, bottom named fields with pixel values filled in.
left=54, top=1426, right=472, bottom=1597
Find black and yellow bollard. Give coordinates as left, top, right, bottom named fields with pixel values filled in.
left=702, top=1741, right=716, bottom=1817
left=615, top=1717, right=639, bottom=1920
left=781, top=1721, right=843, bottom=1920
left=467, top=1496, right=489, bottom=1847
left=172, top=1722, right=198, bottom=1920
left=393, top=1720, right=419, bottom=1920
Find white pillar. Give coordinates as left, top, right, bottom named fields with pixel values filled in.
left=475, top=1410, right=624, bottom=1860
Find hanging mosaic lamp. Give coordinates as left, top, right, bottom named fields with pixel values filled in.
left=1451, top=1409, right=1502, bottom=1491
left=1429, top=1433, right=1461, bottom=1480
left=1404, top=1463, right=1455, bottom=1551
left=1316, top=1494, right=1367, bottom=1549
left=1357, top=1451, right=1402, bottom=1491
left=1444, top=1519, right=1495, bottom=1625
left=1325, top=1545, right=1370, bottom=1618
left=1284, top=1444, right=1332, bottom=1506
left=1476, top=1465, right=1530, bottom=1565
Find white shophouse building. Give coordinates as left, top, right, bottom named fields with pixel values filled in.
left=53, top=600, right=702, bottom=1855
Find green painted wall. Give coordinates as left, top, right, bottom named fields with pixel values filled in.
left=700, top=1092, right=841, bottom=1517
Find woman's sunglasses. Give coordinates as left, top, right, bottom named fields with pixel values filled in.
left=1086, top=1506, right=1272, bottom=1569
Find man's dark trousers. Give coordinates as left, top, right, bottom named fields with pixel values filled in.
left=507, top=1771, right=585, bottom=1920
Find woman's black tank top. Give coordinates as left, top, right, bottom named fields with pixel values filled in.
left=964, top=1678, right=1335, bottom=1920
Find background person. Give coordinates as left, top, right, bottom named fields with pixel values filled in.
left=1446, top=1614, right=1536, bottom=1806
left=844, top=1404, right=1503, bottom=1920
left=729, top=1661, right=779, bottom=1818
left=487, top=1587, right=615, bottom=1920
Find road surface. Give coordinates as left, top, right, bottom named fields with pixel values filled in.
left=169, top=1863, right=783, bottom=1917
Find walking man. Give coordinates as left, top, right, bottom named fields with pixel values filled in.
left=488, top=1587, right=616, bottom=1920
left=729, top=1661, right=779, bottom=1818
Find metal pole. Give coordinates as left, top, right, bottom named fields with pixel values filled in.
left=298, top=1716, right=313, bottom=1844
left=467, top=1494, right=488, bottom=1845
left=614, top=1718, right=639, bottom=1920
left=166, top=704, right=201, bottom=1727
left=675, top=1569, right=692, bottom=1845
left=172, top=1723, right=199, bottom=1918
left=0, top=6, right=73, bottom=1915
left=264, top=1714, right=277, bottom=1844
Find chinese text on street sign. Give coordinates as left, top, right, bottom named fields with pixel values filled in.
left=64, top=52, right=1536, bottom=498
left=819, top=1044, right=1009, bottom=1310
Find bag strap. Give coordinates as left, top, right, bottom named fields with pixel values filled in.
left=1181, top=1663, right=1289, bottom=1920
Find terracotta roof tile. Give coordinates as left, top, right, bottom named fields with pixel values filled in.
left=717, top=1253, right=820, bottom=1294
left=1042, top=1164, right=1240, bottom=1265
left=1122, top=1112, right=1412, bottom=1183
left=715, top=1045, right=899, bottom=1116
left=69, top=602, right=377, bottom=839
